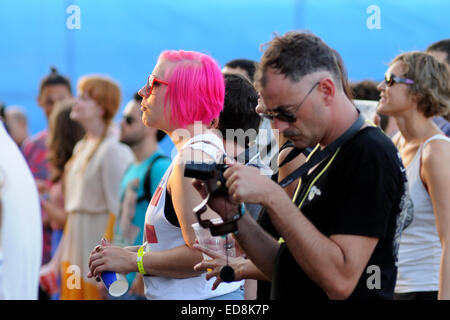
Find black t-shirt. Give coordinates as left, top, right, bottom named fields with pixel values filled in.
left=270, top=127, right=412, bottom=300
left=256, top=193, right=281, bottom=300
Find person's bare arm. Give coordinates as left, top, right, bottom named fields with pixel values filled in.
left=40, top=199, right=68, bottom=229
left=89, top=148, right=224, bottom=279
left=225, top=159, right=379, bottom=300
left=277, top=141, right=306, bottom=198
left=421, top=140, right=450, bottom=300
left=193, top=242, right=271, bottom=290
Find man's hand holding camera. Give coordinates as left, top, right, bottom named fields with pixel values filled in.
left=191, top=157, right=278, bottom=220
left=190, top=156, right=277, bottom=287
left=222, top=158, right=277, bottom=205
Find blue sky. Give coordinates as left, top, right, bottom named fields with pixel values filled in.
left=0, top=0, right=448, bottom=135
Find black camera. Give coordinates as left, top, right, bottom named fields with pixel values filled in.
left=184, top=160, right=240, bottom=283
left=184, top=159, right=242, bottom=235
left=184, top=161, right=229, bottom=196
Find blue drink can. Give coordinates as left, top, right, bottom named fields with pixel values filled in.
left=100, top=271, right=128, bottom=297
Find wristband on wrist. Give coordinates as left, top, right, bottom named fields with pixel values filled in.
left=137, top=245, right=147, bottom=275
left=233, top=203, right=246, bottom=236
left=240, top=203, right=245, bottom=216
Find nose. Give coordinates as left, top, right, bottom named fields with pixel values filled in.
left=377, top=81, right=386, bottom=92
left=272, top=118, right=290, bottom=133
left=138, top=86, right=146, bottom=99
left=256, top=97, right=267, bottom=114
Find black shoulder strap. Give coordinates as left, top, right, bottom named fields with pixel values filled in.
left=278, top=140, right=313, bottom=168
left=137, top=154, right=169, bottom=203
left=279, top=113, right=365, bottom=188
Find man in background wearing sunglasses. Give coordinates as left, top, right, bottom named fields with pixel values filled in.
left=200, top=31, right=411, bottom=300
left=110, top=92, right=170, bottom=300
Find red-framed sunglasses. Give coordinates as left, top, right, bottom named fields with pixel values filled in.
left=139, top=74, right=169, bottom=98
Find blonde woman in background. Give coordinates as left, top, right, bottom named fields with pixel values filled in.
left=57, top=75, right=133, bottom=299
left=377, top=52, right=450, bottom=300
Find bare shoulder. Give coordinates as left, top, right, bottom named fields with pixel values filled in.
left=168, top=147, right=216, bottom=189
left=177, top=146, right=217, bottom=164
left=422, top=138, right=450, bottom=168
left=421, top=138, right=450, bottom=189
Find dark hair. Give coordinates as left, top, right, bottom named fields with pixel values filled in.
left=256, top=31, right=342, bottom=91
left=427, top=39, right=450, bottom=65
left=156, top=130, right=166, bottom=142
left=331, top=48, right=353, bottom=100
left=0, top=102, right=7, bottom=133
left=219, top=74, right=260, bottom=148
left=378, top=114, right=389, bottom=132
left=224, top=59, right=258, bottom=82
left=47, top=99, right=85, bottom=182
left=133, top=91, right=166, bottom=142
left=39, top=67, right=72, bottom=96
left=350, top=80, right=380, bottom=101
left=0, top=102, right=5, bottom=121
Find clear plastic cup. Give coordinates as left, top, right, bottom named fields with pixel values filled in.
left=192, top=218, right=236, bottom=260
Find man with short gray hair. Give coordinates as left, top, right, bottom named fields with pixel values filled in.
left=199, top=31, right=412, bottom=300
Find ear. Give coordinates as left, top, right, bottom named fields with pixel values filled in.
left=317, top=78, right=336, bottom=106
left=208, top=117, right=219, bottom=129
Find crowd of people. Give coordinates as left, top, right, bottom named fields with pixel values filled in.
left=0, top=32, right=449, bottom=300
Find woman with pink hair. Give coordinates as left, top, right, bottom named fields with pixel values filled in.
left=88, top=50, right=244, bottom=300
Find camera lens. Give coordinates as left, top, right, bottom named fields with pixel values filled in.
left=184, top=162, right=216, bottom=180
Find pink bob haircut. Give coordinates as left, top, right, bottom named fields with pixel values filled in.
left=158, top=50, right=224, bottom=128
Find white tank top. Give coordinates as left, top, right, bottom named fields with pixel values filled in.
left=142, top=133, right=243, bottom=299
left=395, top=134, right=450, bottom=293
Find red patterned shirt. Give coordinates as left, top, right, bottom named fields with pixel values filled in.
left=22, top=130, right=52, bottom=264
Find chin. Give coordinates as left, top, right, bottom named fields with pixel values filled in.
left=142, top=117, right=152, bottom=128
left=120, top=138, right=133, bottom=147
left=291, top=138, right=307, bottom=149
left=142, top=112, right=152, bottom=124
left=143, top=115, right=163, bottom=130
left=377, top=99, right=392, bottom=114
left=377, top=105, right=391, bottom=116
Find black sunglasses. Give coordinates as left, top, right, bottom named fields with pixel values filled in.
left=123, top=115, right=135, bottom=125
left=384, top=73, right=414, bottom=87
left=260, top=82, right=319, bottom=123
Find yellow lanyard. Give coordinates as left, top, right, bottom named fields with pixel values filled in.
left=292, top=145, right=341, bottom=209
